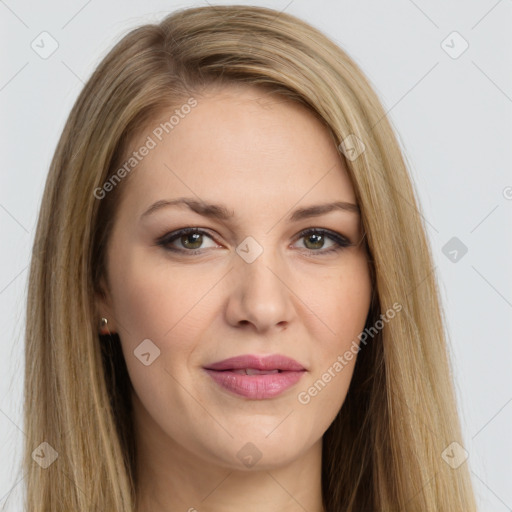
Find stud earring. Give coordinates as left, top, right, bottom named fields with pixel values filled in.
left=99, top=317, right=110, bottom=335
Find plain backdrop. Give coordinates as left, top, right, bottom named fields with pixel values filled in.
left=1, top=0, right=511, bottom=510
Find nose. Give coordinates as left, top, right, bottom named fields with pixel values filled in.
left=224, top=245, right=295, bottom=334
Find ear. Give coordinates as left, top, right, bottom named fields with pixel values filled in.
left=94, top=276, right=118, bottom=334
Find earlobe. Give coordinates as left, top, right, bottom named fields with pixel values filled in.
left=99, top=317, right=113, bottom=335
left=95, top=277, right=117, bottom=334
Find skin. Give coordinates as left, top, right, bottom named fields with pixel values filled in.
left=96, top=84, right=372, bottom=512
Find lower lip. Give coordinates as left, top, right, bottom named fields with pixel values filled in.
left=203, top=369, right=305, bottom=399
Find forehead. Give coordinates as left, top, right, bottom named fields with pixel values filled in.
left=118, top=85, right=357, bottom=217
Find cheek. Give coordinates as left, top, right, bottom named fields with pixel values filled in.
left=107, top=251, right=211, bottom=419
left=109, top=248, right=213, bottom=346
left=307, top=252, right=372, bottom=347
left=299, top=254, right=371, bottom=406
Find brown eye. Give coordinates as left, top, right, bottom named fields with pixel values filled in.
left=180, top=232, right=203, bottom=250
left=303, top=232, right=326, bottom=250
left=293, top=228, right=352, bottom=255
left=157, top=228, right=219, bottom=253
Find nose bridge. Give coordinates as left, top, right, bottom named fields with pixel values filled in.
left=227, top=234, right=293, bottom=330
left=235, top=234, right=284, bottom=295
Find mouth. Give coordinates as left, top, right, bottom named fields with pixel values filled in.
left=229, top=368, right=281, bottom=375
left=204, top=353, right=306, bottom=372
left=203, top=354, right=306, bottom=399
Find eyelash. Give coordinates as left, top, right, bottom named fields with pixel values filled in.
left=155, top=227, right=353, bottom=256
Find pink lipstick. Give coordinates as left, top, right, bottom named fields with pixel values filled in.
left=203, top=354, right=306, bottom=400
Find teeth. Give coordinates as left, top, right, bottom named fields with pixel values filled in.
left=247, top=368, right=279, bottom=375
left=231, top=368, right=280, bottom=375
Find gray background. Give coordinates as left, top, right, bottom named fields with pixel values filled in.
left=1, top=0, right=511, bottom=510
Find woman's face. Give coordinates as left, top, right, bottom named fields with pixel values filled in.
left=97, top=85, right=372, bottom=471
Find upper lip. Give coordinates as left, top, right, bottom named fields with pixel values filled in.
left=204, top=354, right=306, bottom=372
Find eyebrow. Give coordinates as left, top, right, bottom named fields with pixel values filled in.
left=140, top=197, right=360, bottom=222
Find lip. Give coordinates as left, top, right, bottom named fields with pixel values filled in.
left=204, top=354, right=306, bottom=372
left=203, top=354, right=307, bottom=400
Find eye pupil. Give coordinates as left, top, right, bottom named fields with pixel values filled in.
left=182, top=233, right=202, bottom=249
left=304, top=233, right=324, bottom=250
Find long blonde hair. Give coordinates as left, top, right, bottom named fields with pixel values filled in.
left=22, top=5, right=476, bottom=511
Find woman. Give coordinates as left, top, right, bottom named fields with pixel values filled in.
left=23, top=5, right=476, bottom=511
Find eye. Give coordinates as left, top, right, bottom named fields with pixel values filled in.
left=156, top=227, right=353, bottom=256
left=292, top=228, right=352, bottom=255
left=156, top=228, right=220, bottom=254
